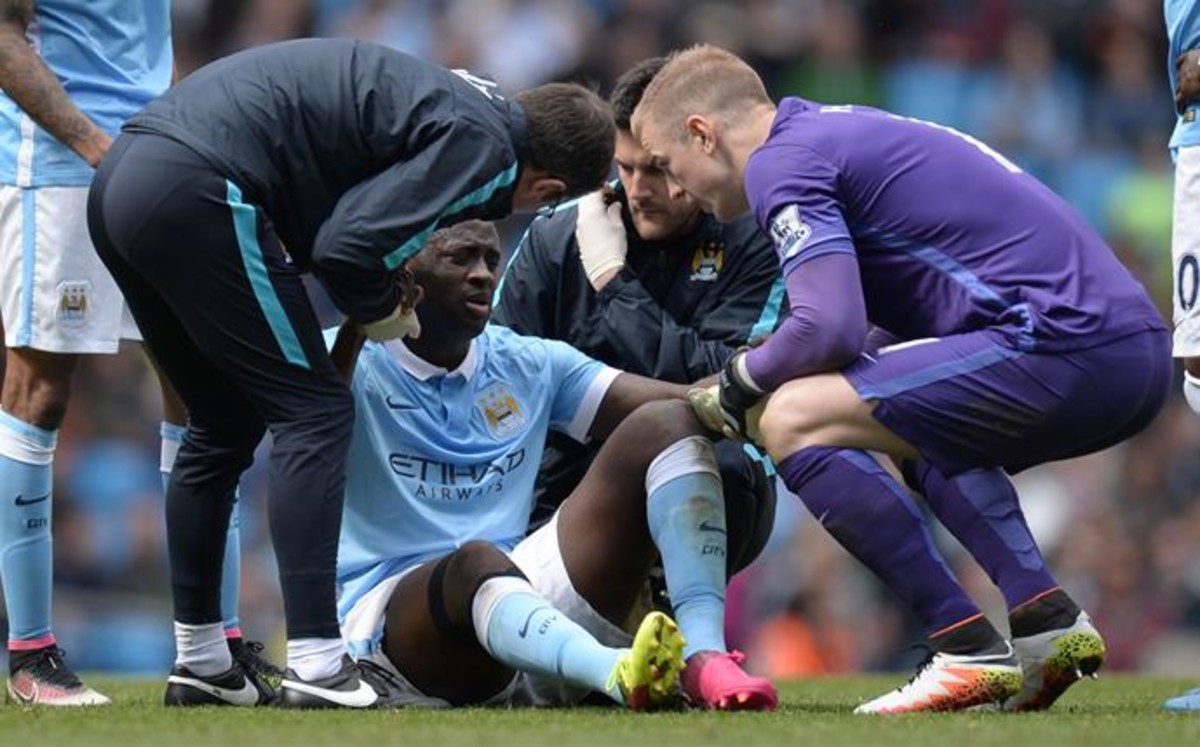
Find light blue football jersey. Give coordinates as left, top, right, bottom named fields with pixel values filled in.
left=0, top=0, right=172, bottom=186
left=336, top=324, right=619, bottom=617
left=1167, top=0, right=1200, bottom=151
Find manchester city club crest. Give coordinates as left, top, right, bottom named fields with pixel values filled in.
left=475, top=382, right=526, bottom=439
left=689, top=240, right=724, bottom=282
left=56, top=280, right=91, bottom=325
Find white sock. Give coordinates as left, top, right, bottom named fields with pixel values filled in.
left=286, top=637, right=345, bottom=681
left=174, top=621, right=231, bottom=677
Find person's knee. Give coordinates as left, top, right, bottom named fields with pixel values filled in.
left=183, top=409, right=266, bottom=473
left=304, top=382, right=356, bottom=441
left=1, top=350, right=80, bottom=429
left=271, top=382, right=355, bottom=450
left=431, top=541, right=526, bottom=637
left=757, top=384, right=824, bottom=461
left=625, top=399, right=706, bottom=453
left=445, top=541, right=521, bottom=588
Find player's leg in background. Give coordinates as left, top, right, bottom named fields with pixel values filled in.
left=380, top=541, right=682, bottom=710
left=555, top=399, right=777, bottom=710
left=1166, top=141, right=1200, bottom=713
left=0, top=184, right=111, bottom=706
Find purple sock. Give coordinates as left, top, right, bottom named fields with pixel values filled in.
left=779, top=447, right=981, bottom=634
left=907, top=461, right=1058, bottom=610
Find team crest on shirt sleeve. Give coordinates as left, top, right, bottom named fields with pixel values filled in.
left=769, top=204, right=812, bottom=261
left=476, top=383, right=526, bottom=439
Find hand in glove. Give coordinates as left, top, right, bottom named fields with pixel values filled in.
left=687, top=384, right=767, bottom=443
left=716, top=351, right=766, bottom=438
left=575, top=188, right=627, bottom=291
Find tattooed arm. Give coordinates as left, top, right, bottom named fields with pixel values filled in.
left=0, top=0, right=110, bottom=166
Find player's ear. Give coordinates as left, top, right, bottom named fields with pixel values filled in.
left=523, top=175, right=567, bottom=216
left=685, top=114, right=717, bottom=155
left=512, top=168, right=567, bottom=213
left=529, top=175, right=567, bottom=204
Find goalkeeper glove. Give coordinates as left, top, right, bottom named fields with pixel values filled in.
left=687, top=385, right=766, bottom=443
left=717, top=351, right=765, bottom=438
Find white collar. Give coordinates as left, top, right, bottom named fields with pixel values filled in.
left=382, top=337, right=479, bottom=381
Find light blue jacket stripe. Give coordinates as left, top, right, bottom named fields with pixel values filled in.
left=748, top=275, right=787, bottom=342
left=383, top=162, right=519, bottom=271
left=493, top=189, right=593, bottom=304
left=18, top=189, right=35, bottom=346
left=226, top=181, right=310, bottom=370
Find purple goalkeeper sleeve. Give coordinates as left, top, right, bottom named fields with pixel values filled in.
left=744, top=251, right=868, bottom=391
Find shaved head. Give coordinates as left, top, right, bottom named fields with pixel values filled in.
left=632, top=45, right=771, bottom=142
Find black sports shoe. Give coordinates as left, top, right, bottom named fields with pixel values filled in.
left=164, top=662, right=274, bottom=707
left=228, top=638, right=283, bottom=697
left=278, top=655, right=406, bottom=709
left=7, top=645, right=109, bottom=706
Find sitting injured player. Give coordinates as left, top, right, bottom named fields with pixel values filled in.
left=328, top=220, right=777, bottom=710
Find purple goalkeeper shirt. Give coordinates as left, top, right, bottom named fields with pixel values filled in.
left=743, top=97, right=1165, bottom=391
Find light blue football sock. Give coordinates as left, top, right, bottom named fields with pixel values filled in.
left=161, top=422, right=241, bottom=635
left=474, top=576, right=625, bottom=703
left=0, top=410, right=55, bottom=646
left=646, top=437, right=727, bottom=659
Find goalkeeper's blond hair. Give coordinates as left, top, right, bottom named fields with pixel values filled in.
left=632, top=45, right=772, bottom=141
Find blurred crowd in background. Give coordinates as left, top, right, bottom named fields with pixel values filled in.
left=5, top=0, right=1199, bottom=677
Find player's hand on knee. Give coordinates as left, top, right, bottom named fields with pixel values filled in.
left=718, top=352, right=766, bottom=440
left=575, top=189, right=627, bottom=291
left=687, top=384, right=766, bottom=443
left=687, top=385, right=728, bottom=436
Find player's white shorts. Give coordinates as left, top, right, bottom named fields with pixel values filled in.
left=1173, top=146, right=1200, bottom=358
left=340, top=512, right=632, bottom=708
left=0, top=185, right=140, bottom=353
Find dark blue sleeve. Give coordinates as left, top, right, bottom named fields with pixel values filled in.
left=743, top=251, right=868, bottom=391
left=310, top=120, right=517, bottom=323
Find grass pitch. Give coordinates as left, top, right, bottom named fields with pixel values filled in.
left=2, top=675, right=1199, bottom=747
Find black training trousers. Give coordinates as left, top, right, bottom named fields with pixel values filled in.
left=88, top=132, right=351, bottom=640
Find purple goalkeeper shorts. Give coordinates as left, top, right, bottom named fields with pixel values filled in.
left=844, top=327, right=1172, bottom=475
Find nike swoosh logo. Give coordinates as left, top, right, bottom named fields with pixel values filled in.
left=385, top=396, right=418, bottom=411
left=517, top=607, right=543, bottom=638
left=167, top=673, right=261, bottom=706
left=282, top=677, right=378, bottom=708
left=8, top=678, right=37, bottom=704
left=698, top=520, right=726, bottom=534
left=14, top=493, right=49, bottom=507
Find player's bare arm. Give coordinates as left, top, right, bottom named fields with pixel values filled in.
left=1176, top=49, right=1200, bottom=114
left=587, top=373, right=691, bottom=440
left=330, top=320, right=366, bottom=381
left=0, top=0, right=110, bottom=166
